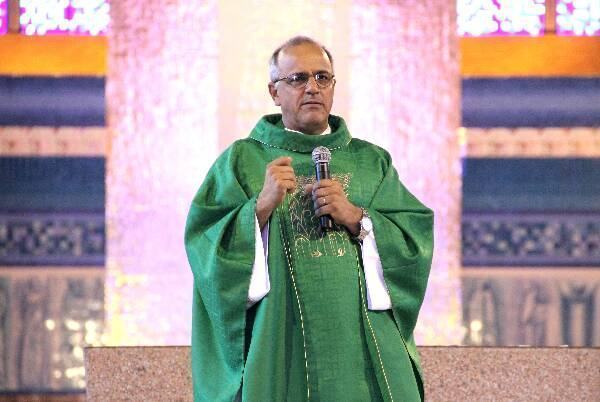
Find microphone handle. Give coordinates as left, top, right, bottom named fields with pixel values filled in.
left=315, top=162, right=334, bottom=231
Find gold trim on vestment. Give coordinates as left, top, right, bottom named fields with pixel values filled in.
left=277, top=202, right=311, bottom=401
left=356, top=252, right=394, bottom=402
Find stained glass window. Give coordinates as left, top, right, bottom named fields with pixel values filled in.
left=0, top=0, right=8, bottom=35
left=20, top=0, right=109, bottom=36
left=458, top=0, right=546, bottom=36
left=556, top=0, right=600, bottom=35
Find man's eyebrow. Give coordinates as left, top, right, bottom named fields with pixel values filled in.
left=289, top=70, right=330, bottom=75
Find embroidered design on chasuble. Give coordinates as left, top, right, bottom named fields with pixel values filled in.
left=288, top=173, right=353, bottom=258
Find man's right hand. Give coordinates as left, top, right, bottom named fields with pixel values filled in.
left=256, top=156, right=296, bottom=229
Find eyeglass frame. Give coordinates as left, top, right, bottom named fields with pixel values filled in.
left=272, top=71, right=336, bottom=89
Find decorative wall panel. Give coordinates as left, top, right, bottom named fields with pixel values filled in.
left=462, top=78, right=600, bottom=128
left=20, top=0, right=109, bottom=36
left=0, top=0, right=7, bottom=35
left=462, top=212, right=600, bottom=267
left=462, top=269, right=600, bottom=346
left=458, top=0, right=546, bottom=36
left=0, top=127, right=106, bottom=156
left=557, top=0, right=600, bottom=36
left=0, top=157, right=105, bottom=212
left=0, top=212, right=105, bottom=266
left=0, top=152, right=105, bottom=392
left=0, top=76, right=106, bottom=127
left=0, top=269, right=104, bottom=391
left=464, top=127, right=600, bottom=158
left=462, top=158, right=600, bottom=212
left=350, top=0, right=462, bottom=344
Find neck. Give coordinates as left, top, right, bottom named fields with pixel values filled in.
left=283, top=118, right=328, bottom=135
left=285, top=125, right=331, bottom=136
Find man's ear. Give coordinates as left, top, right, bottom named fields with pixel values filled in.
left=268, top=83, right=281, bottom=106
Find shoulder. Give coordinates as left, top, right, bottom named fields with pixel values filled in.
left=231, top=137, right=264, bottom=151
left=194, top=139, right=261, bottom=197
left=213, top=138, right=264, bottom=168
left=349, top=138, right=391, bottom=159
left=348, top=138, right=393, bottom=167
left=221, top=138, right=261, bottom=157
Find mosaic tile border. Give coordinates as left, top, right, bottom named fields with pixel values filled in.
left=0, top=127, right=106, bottom=156
left=0, top=212, right=105, bottom=266
left=463, top=127, right=600, bottom=158
left=462, top=212, right=600, bottom=267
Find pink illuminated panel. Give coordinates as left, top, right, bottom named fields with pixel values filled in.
left=351, top=0, right=463, bottom=345
left=20, top=0, right=109, bottom=36
left=0, top=0, right=7, bottom=35
left=556, top=0, right=600, bottom=36
left=458, top=0, right=546, bottom=36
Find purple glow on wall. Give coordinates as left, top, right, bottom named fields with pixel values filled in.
left=0, top=0, right=7, bottom=35
left=20, top=0, right=109, bottom=36
left=556, top=0, right=600, bottom=36
left=458, top=0, right=546, bottom=36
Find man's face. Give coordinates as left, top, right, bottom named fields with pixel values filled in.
left=268, top=44, right=335, bottom=135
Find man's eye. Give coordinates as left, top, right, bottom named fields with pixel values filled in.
left=289, top=73, right=309, bottom=83
left=316, top=73, right=331, bottom=82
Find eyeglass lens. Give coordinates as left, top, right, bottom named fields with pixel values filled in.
left=287, top=72, right=333, bottom=88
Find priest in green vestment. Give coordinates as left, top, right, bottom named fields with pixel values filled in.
left=185, top=36, right=434, bottom=402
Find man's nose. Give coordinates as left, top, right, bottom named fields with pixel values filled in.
left=304, top=76, right=320, bottom=93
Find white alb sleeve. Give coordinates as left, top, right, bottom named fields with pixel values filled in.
left=361, top=217, right=392, bottom=310
left=247, top=217, right=270, bottom=308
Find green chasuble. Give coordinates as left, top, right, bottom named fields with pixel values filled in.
left=185, top=114, right=434, bottom=402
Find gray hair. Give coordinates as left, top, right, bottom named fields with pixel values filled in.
left=268, top=36, right=334, bottom=83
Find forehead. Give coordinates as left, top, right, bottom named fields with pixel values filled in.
left=277, top=44, right=332, bottom=74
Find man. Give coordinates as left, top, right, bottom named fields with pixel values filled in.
left=185, top=36, right=433, bottom=402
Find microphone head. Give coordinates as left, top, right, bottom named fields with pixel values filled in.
left=312, top=146, right=331, bottom=165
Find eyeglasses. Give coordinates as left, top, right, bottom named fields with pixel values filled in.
left=273, top=71, right=335, bottom=89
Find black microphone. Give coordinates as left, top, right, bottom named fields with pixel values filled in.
left=311, top=146, right=334, bottom=231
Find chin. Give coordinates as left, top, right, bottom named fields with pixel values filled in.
left=301, top=112, right=328, bottom=125
left=299, top=119, right=328, bottom=134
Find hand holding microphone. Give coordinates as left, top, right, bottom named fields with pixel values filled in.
left=308, top=147, right=363, bottom=235
left=311, top=146, right=334, bottom=231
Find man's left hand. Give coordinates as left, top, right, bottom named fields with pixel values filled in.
left=305, top=179, right=362, bottom=235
